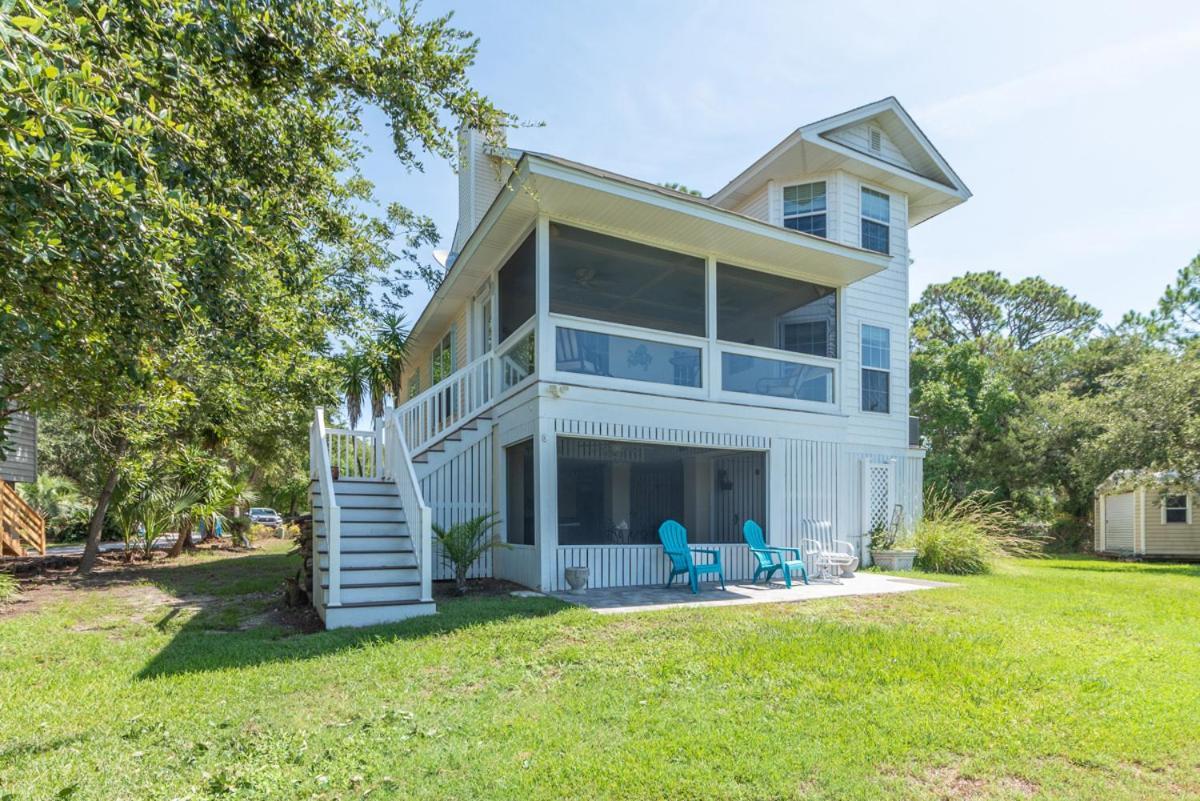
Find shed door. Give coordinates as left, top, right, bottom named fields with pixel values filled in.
left=1105, top=493, right=1135, bottom=552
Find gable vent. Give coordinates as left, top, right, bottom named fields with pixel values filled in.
left=868, top=127, right=882, bottom=153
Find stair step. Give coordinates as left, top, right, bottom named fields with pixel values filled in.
left=314, top=522, right=409, bottom=537
left=313, top=509, right=405, bottom=525
left=323, top=600, right=437, bottom=629
left=324, top=566, right=420, bottom=583
left=322, top=580, right=419, bottom=590
left=323, top=581, right=423, bottom=604
left=318, top=550, right=417, bottom=569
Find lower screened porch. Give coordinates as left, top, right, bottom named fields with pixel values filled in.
left=459, top=406, right=924, bottom=594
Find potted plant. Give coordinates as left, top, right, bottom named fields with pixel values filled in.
left=869, top=522, right=917, bottom=571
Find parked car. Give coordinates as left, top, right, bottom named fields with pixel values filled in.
left=248, top=507, right=283, bottom=527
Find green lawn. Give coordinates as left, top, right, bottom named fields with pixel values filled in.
left=2, top=545, right=1199, bottom=800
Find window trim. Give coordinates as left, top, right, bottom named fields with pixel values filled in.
left=1162, top=493, right=1191, bottom=525
left=860, top=185, right=891, bottom=255
left=503, top=437, right=537, bottom=547
left=782, top=181, right=828, bottom=239
left=860, top=322, right=891, bottom=414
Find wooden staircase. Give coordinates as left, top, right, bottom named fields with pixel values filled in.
left=1, top=480, right=45, bottom=557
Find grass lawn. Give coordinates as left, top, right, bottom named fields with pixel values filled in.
left=2, top=544, right=1199, bottom=800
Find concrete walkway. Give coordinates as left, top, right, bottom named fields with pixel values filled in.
left=550, top=572, right=953, bottom=614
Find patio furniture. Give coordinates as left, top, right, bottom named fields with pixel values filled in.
left=798, top=519, right=859, bottom=584
left=742, top=520, right=808, bottom=587
left=658, top=520, right=725, bottom=594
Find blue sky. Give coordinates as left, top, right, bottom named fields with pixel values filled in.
left=358, top=0, right=1200, bottom=327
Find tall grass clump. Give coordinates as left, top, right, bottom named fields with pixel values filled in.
left=0, top=572, right=18, bottom=603
left=914, top=488, right=1044, bottom=574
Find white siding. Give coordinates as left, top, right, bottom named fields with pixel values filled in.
left=419, top=431, right=493, bottom=580
left=732, top=183, right=769, bottom=221
left=825, top=121, right=914, bottom=171
left=838, top=171, right=911, bottom=449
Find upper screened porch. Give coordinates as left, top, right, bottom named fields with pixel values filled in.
left=398, top=153, right=898, bottom=452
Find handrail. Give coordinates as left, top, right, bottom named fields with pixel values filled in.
left=384, top=414, right=433, bottom=603
left=310, top=407, right=341, bottom=607
left=0, top=480, right=45, bottom=556
left=395, top=352, right=496, bottom=456
left=324, top=426, right=380, bottom=479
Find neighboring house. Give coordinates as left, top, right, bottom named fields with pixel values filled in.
left=1095, top=470, right=1200, bottom=559
left=310, top=97, right=971, bottom=628
left=0, top=411, right=37, bottom=485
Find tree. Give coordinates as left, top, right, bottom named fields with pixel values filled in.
left=0, top=2, right=510, bottom=572
left=1150, top=253, right=1200, bottom=345
left=912, top=272, right=1100, bottom=350
left=16, top=474, right=87, bottom=533
left=660, top=182, right=703, bottom=197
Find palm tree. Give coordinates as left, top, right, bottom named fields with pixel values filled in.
left=375, top=312, right=410, bottom=407
left=16, top=474, right=87, bottom=533
left=138, top=483, right=203, bottom=560
left=432, top=513, right=508, bottom=594
left=338, top=350, right=370, bottom=430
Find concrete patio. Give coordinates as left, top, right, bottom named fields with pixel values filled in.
left=549, top=572, right=954, bottom=614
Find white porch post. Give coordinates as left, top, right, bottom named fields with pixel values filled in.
left=705, top=255, right=717, bottom=401
left=532, top=214, right=558, bottom=591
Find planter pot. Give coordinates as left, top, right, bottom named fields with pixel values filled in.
left=871, top=549, right=917, bottom=571
left=564, top=566, right=589, bottom=595
left=330, top=465, right=340, bottom=481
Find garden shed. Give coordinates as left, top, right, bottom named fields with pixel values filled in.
left=1095, top=470, right=1199, bottom=558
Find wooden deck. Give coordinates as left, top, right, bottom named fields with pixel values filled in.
left=1, top=480, right=45, bottom=557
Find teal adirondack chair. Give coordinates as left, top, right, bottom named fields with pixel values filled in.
left=658, top=520, right=726, bottom=594
left=742, top=520, right=808, bottom=588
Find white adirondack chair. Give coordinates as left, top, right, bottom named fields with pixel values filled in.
left=798, top=519, right=859, bottom=584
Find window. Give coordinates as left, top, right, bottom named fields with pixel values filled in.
left=717, top=263, right=837, bottom=358
left=498, top=232, right=535, bottom=340
left=549, top=223, right=706, bottom=337
left=408, top=368, right=420, bottom=399
left=475, top=292, right=493, bottom=358
left=505, top=439, right=535, bottom=545
left=430, top=329, right=455, bottom=384
left=783, top=182, right=827, bottom=238
left=557, top=438, right=765, bottom=546
left=556, top=327, right=701, bottom=388
left=860, top=187, right=890, bottom=254
left=722, top=353, right=833, bottom=403
left=1164, top=494, right=1190, bottom=524
left=500, top=329, right=535, bottom=391
left=861, top=324, right=890, bottom=413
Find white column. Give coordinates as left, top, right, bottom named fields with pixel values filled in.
left=705, top=255, right=718, bottom=400
left=535, top=214, right=553, bottom=382
left=535, top=413, right=558, bottom=592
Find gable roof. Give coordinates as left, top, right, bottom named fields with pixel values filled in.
left=709, top=97, right=971, bottom=226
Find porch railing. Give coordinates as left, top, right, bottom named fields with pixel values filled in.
left=309, top=407, right=341, bottom=607
left=324, top=424, right=383, bottom=479
left=397, top=352, right=496, bottom=456
left=0, top=480, right=45, bottom=557
left=383, top=414, right=433, bottom=603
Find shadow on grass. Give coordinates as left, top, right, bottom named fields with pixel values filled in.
left=132, top=548, right=571, bottom=680
left=1040, top=554, right=1200, bottom=578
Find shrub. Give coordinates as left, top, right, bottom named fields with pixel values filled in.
left=914, top=489, right=1044, bottom=575
left=432, top=513, right=507, bottom=594
left=250, top=523, right=276, bottom=540
left=0, top=572, right=18, bottom=603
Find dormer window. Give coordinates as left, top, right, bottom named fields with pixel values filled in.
left=783, top=182, right=827, bottom=238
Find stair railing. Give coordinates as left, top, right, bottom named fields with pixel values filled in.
left=384, top=413, right=433, bottom=603
left=0, top=480, right=45, bottom=556
left=396, top=352, right=496, bottom=456
left=310, top=407, right=341, bottom=607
